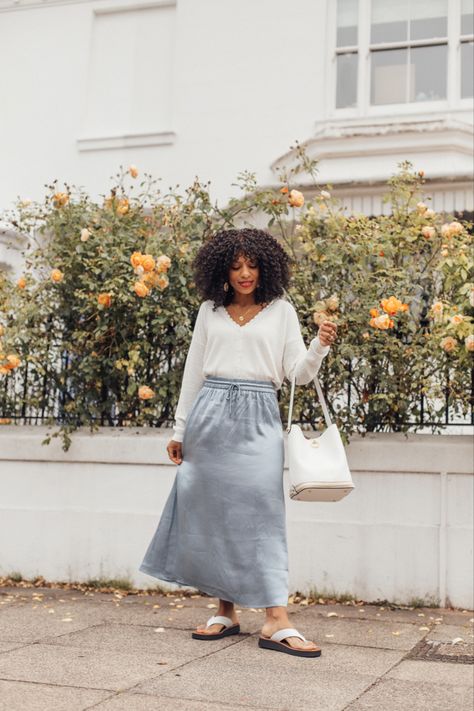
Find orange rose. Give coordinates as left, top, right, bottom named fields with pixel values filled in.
left=141, top=255, right=156, bottom=272
left=380, top=296, right=403, bottom=315
left=129, top=164, right=139, bottom=178
left=138, top=385, right=155, bottom=400
left=369, top=308, right=379, bottom=318
left=449, top=221, right=463, bottom=235
left=130, top=252, right=143, bottom=268
left=116, top=198, right=129, bottom=215
left=288, top=189, right=304, bottom=208
left=370, top=314, right=392, bottom=330
left=134, top=281, right=149, bottom=297
left=0, top=418, right=12, bottom=424
left=52, top=192, right=69, bottom=207
left=6, top=354, right=21, bottom=369
left=422, top=226, right=435, bottom=239
left=156, top=254, right=171, bottom=273
left=280, top=186, right=289, bottom=194
left=155, top=274, right=169, bottom=290
left=440, top=336, right=457, bottom=353
left=51, top=269, right=64, bottom=283
left=97, top=293, right=112, bottom=308
left=17, top=277, right=26, bottom=289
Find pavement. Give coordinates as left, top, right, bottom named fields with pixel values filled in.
left=0, top=585, right=472, bottom=711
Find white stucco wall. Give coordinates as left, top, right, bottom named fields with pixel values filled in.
left=0, top=426, right=472, bottom=609
left=0, top=0, right=472, bottom=219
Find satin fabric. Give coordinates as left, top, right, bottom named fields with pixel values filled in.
left=139, top=375, right=289, bottom=607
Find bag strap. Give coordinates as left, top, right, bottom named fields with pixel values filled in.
left=286, top=371, right=332, bottom=433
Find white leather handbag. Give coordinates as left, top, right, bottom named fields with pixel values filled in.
left=286, top=372, right=355, bottom=502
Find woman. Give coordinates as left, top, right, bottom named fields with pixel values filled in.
left=139, top=228, right=337, bottom=658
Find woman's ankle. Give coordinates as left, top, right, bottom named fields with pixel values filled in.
left=217, top=599, right=234, bottom=614
left=265, top=605, right=288, bottom=621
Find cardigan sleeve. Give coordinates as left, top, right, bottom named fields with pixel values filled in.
left=282, top=302, right=330, bottom=385
left=171, top=302, right=207, bottom=442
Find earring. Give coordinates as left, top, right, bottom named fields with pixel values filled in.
left=223, top=282, right=229, bottom=292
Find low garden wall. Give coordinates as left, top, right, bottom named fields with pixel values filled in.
left=0, top=426, right=472, bottom=609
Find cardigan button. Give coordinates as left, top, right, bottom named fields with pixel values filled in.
left=310, top=438, right=320, bottom=447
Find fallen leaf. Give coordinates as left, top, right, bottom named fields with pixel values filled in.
left=155, top=627, right=165, bottom=632
left=206, top=603, right=217, bottom=609
left=325, top=634, right=334, bottom=638
left=327, top=612, right=338, bottom=618
left=419, top=626, right=430, bottom=631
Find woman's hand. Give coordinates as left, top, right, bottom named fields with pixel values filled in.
left=167, top=439, right=183, bottom=465
left=318, top=320, right=338, bottom=347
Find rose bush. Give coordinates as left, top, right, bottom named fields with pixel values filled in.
left=0, top=151, right=472, bottom=450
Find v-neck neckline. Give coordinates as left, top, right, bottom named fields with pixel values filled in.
left=221, top=298, right=279, bottom=330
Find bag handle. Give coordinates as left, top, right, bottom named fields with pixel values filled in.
left=286, top=371, right=332, bottom=433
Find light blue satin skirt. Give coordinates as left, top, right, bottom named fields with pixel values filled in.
left=139, top=375, right=288, bottom=607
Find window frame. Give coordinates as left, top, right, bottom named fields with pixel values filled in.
left=329, top=0, right=474, bottom=118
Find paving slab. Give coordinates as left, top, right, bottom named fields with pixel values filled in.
left=424, top=622, right=474, bottom=642
left=0, top=639, right=213, bottom=692
left=303, top=602, right=472, bottom=626
left=291, top=611, right=428, bottom=650
left=133, top=635, right=403, bottom=711
left=44, top=622, right=245, bottom=661
left=345, top=677, right=474, bottom=711
left=386, top=659, right=474, bottom=685
left=92, top=693, right=260, bottom=710
left=0, top=680, right=110, bottom=711
left=0, top=587, right=472, bottom=711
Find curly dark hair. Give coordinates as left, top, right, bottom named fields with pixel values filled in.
left=192, top=228, right=291, bottom=309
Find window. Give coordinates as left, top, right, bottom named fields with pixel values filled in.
left=336, top=0, right=359, bottom=108
left=370, top=0, right=447, bottom=105
left=81, top=3, right=176, bottom=141
left=461, top=0, right=474, bottom=98
left=334, top=0, right=473, bottom=111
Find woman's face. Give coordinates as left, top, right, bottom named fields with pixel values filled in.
left=228, top=253, right=260, bottom=296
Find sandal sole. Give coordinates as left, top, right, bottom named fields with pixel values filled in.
left=191, top=624, right=240, bottom=640
left=258, top=636, right=322, bottom=657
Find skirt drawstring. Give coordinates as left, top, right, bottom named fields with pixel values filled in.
left=225, top=382, right=241, bottom=417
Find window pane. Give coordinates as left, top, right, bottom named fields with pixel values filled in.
left=337, top=0, right=358, bottom=46
left=461, top=0, right=474, bottom=35
left=336, top=52, right=358, bottom=108
left=410, top=0, right=447, bottom=40
left=371, top=0, right=408, bottom=43
left=461, top=41, right=474, bottom=98
left=371, top=48, right=407, bottom=104
left=409, top=44, right=447, bottom=101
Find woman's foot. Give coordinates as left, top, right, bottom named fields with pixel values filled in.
left=195, top=600, right=239, bottom=635
left=261, top=608, right=319, bottom=651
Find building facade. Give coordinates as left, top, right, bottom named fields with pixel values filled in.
left=0, top=0, right=473, bottom=275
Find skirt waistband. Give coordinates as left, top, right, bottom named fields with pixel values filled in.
left=203, top=375, right=277, bottom=393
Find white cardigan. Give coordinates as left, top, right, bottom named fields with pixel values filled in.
left=172, top=297, right=331, bottom=442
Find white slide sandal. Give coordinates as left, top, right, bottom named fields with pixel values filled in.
left=258, top=627, right=321, bottom=657
left=192, top=614, right=241, bottom=640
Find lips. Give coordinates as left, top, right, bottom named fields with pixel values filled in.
left=239, top=281, right=254, bottom=286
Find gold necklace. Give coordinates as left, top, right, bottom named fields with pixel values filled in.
left=229, top=301, right=267, bottom=322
